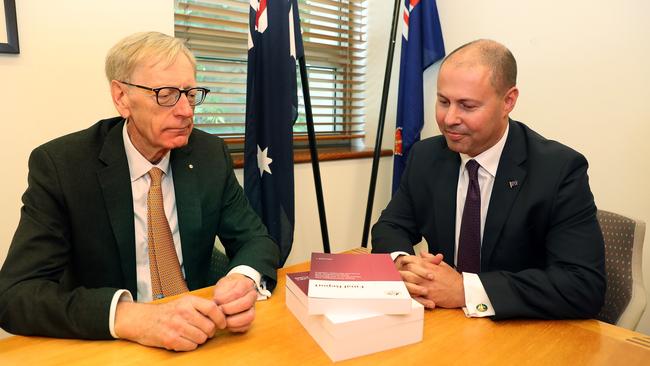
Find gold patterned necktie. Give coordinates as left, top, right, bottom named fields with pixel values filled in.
left=147, top=167, right=189, bottom=299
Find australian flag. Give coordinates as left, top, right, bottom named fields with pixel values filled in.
left=392, top=0, right=445, bottom=193
left=244, top=0, right=303, bottom=266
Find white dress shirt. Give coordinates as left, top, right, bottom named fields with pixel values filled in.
left=108, top=121, right=266, bottom=338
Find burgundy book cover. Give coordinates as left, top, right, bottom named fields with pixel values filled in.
left=287, top=271, right=309, bottom=296
left=305, top=253, right=411, bottom=314
left=309, top=253, right=401, bottom=282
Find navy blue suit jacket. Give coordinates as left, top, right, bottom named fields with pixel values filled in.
left=372, top=120, right=606, bottom=319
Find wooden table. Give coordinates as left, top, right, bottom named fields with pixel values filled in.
left=1, top=256, right=649, bottom=365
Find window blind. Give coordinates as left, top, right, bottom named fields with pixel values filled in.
left=174, top=0, right=367, bottom=151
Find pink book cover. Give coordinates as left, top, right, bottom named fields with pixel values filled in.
left=307, top=253, right=410, bottom=310
left=309, top=253, right=401, bottom=282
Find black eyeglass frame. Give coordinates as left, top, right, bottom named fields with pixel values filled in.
left=117, top=80, right=210, bottom=107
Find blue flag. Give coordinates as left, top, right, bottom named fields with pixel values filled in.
left=244, top=0, right=303, bottom=266
left=393, top=0, right=445, bottom=193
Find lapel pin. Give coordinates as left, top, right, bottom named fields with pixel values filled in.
left=508, top=180, right=518, bottom=188
left=188, top=164, right=194, bottom=169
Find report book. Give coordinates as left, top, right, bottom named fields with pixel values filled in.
left=286, top=272, right=424, bottom=362
left=307, top=252, right=411, bottom=314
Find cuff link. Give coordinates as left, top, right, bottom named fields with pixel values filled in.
left=476, top=303, right=488, bottom=312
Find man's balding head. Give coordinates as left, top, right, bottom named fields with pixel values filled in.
left=441, top=39, right=517, bottom=95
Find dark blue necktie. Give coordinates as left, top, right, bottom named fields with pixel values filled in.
left=457, top=159, right=481, bottom=273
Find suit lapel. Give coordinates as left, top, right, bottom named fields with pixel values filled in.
left=97, top=119, right=138, bottom=297
left=481, top=121, right=527, bottom=269
left=433, top=148, right=460, bottom=264
left=170, top=143, right=202, bottom=290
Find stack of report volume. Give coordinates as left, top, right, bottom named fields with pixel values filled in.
left=285, top=253, right=424, bottom=362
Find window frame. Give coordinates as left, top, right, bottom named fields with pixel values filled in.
left=174, top=0, right=367, bottom=152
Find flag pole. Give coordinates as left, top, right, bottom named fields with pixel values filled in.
left=298, top=55, right=331, bottom=253
left=361, top=0, right=402, bottom=248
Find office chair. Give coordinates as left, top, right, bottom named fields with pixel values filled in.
left=596, top=209, right=646, bottom=330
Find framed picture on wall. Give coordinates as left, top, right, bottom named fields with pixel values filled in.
left=1, top=0, right=19, bottom=54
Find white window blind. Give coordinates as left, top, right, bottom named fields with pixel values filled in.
left=174, top=0, right=367, bottom=150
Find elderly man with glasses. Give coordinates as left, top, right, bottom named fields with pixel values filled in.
left=0, top=32, right=279, bottom=351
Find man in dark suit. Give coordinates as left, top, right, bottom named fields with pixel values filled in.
left=372, top=39, right=605, bottom=320
left=0, top=32, right=279, bottom=351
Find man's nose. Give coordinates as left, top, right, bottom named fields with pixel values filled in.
left=443, top=104, right=461, bottom=126
left=174, top=93, right=194, bottom=116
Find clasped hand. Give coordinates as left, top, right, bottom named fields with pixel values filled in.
left=395, top=251, right=465, bottom=309
left=115, top=273, right=257, bottom=351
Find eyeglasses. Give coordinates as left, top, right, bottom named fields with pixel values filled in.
left=118, top=81, right=209, bottom=107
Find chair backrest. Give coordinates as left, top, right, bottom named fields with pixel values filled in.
left=596, top=209, right=646, bottom=329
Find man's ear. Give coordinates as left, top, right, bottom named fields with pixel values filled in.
left=503, top=86, right=519, bottom=116
left=110, top=80, right=131, bottom=118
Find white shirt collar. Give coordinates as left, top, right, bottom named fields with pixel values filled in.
left=122, top=120, right=171, bottom=182
left=459, top=122, right=509, bottom=178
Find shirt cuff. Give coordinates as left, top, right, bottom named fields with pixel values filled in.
left=228, top=265, right=271, bottom=300
left=109, top=290, right=133, bottom=339
left=390, top=251, right=410, bottom=261
left=461, top=272, right=495, bottom=317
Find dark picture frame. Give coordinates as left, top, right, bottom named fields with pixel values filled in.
left=1, top=0, right=19, bottom=54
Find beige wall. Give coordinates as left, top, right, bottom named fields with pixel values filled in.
left=0, top=0, right=174, bottom=260
left=234, top=158, right=392, bottom=267
left=1, top=0, right=648, bottom=338
left=0, top=0, right=174, bottom=338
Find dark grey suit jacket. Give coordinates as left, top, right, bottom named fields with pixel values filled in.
left=0, top=117, right=279, bottom=339
left=372, top=120, right=606, bottom=320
